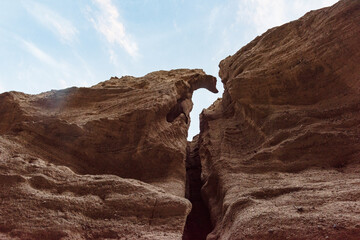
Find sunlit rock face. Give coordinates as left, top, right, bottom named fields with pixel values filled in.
left=198, top=0, right=360, bottom=239
left=0, top=69, right=217, bottom=240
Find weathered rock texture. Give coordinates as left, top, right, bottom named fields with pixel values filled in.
left=198, top=0, right=360, bottom=239
left=0, top=69, right=217, bottom=240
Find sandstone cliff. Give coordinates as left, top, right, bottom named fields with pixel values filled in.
left=0, top=69, right=217, bottom=240
left=1, top=0, right=360, bottom=239
left=198, top=0, right=360, bottom=239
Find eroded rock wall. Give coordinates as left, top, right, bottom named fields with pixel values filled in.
left=0, top=69, right=217, bottom=239
left=183, top=136, right=212, bottom=240
left=198, top=0, right=360, bottom=239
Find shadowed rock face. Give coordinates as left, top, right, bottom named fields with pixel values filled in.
left=198, top=0, right=360, bottom=239
left=183, top=136, right=213, bottom=240
left=0, top=69, right=217, bottom=240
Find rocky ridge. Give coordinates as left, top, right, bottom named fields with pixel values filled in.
left=198, top=0, right=360, bottom=239
left=0, top=69, right=218, bottom=240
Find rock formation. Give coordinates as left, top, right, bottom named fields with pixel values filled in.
left=198, top=0, right=360, bottom=239
left=0, top=69, right=218, bottom=240
left=1, top=0, right=360, bottom=239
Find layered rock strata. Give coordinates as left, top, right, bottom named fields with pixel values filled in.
left=198, top=0, right=360, bottom=239
left=0, top=69, right=218, bottom=240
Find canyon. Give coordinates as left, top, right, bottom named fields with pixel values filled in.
left=0, top=0, right=360, bottom=239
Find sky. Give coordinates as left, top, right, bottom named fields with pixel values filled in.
left=0, top=0, right=338, bottom=139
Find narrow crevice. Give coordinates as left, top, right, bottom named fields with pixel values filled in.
left=182, top=136, right=213, bottom=240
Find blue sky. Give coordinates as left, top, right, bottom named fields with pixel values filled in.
left=0, top=0, right=338, bottom=139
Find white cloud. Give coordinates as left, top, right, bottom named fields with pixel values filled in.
left=292, top=0, right=339, bottom=17
left=237, top=0, right=286, bottom=34
left=20, top=40, right=96, bottom=90
left=237, top=0, right=339, bottom=35
left=58, top=79, right=68, bottom=88
left=89, top=0, right=138, bottom=58
left=108, top=49, right=119, bottom=65
left=24, top=1, right=78, bottom=44
left=22, top=40, right=60, bottom=68
left=21, top=40, right=71, bottom=88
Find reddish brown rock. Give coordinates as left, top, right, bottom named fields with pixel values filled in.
left=0, top=69, right=217, bottom=240
left=198, top=0, right=360, bottom=239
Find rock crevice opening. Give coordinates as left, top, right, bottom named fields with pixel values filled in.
left=182, top=135, right=213, bottom=240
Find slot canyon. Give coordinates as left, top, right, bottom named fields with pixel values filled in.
left=0, top=0, right=360, bottom=239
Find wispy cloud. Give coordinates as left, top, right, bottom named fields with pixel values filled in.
left=108, top=48, right=119, bottom=65
left=292, top=0, right=339, bottom=16
left=20, top=39, right=95, bottom=89
left=24, top=1, right=78, bottom=44
left=237, top=0, right=339, bottom=35
left=88, top=0, right=138, bottom=58
left=21, top=40, right=70, bottom=87
left=22, top=40, right=60, bottom=67
left=237, top=0, right=286, bottom=34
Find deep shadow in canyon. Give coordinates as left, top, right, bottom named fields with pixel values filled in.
left=183, top=136, right=213, bottom=240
